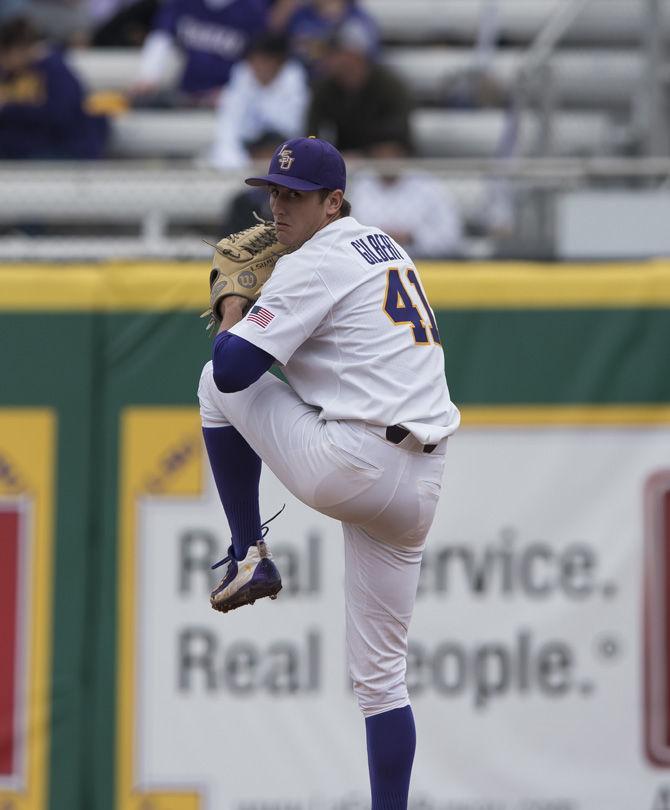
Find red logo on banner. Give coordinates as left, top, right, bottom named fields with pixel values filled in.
left=0, top=507, right=20, bottom=778
left=645, top=471, right=670, bottom=767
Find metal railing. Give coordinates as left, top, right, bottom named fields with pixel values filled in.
left=503, top=0, right=597, bottom=160
left=2, top=157, right=670, bottom=261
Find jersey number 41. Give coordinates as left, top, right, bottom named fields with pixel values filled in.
left=383, top=267, right=441, bottom=345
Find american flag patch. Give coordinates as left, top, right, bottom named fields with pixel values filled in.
left=247, top=305, right=275, bottom=328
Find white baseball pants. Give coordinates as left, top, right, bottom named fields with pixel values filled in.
left=198, top=362, right=447, bottom=716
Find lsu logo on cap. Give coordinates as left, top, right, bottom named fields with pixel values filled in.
left=277, top=145, right=294, bottom=171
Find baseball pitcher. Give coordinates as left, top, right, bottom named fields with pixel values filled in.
left=197, top=136, right=460, bottom=808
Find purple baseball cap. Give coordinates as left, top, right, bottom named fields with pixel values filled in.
left=245, top=136, right=346, bottom=192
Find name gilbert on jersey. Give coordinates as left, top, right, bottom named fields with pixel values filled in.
left=351, top=233, right=404, bottom=265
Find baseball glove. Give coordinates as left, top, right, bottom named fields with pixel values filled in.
left=201, top=218, right=289, bottom=334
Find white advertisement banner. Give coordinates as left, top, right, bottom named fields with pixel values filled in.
left=133, top=424, right=670, bottom=810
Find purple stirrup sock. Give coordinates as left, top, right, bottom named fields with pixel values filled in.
left=365, top=706, right=416, bottom=810
left=202, top=426, right=262, bottom=561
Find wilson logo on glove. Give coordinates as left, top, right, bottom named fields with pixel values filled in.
left=200, top=219, right=291, bottom=335
left=238, top=271, right=258, bottom=289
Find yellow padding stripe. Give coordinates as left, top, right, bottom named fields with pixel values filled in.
left=422, top=260, right=670, bottom=307
left=0, top=265, right=205, bottom=311
left=1, top=260, right=670, bottom=310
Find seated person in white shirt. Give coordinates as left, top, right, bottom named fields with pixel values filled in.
left=208, top=32, right=309, bottom=169
left=349, top=134, right=464, bottom=259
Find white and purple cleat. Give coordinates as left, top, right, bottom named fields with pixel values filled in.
left=210, top=541, right=282, bottom=613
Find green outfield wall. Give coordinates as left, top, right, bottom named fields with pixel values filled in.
left=1, top=261, right=670, bottom=810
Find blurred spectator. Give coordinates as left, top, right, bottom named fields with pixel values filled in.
left=0, top=0, right=29, bottom=23
left=349, top=137, right=463, bottom=258
left=132, top=0, right=268, bottom=107
left=19, top=0, right=89, bottom=46
left=0, top=15, right=109, bottom=159
left=307, top=19, right=411, bottom=155
left=90, top=0, right=159, bottom=46
left=219, top=130, right=280, bottom=234
left=88, top=0, right=131, bottom=26
left=270, top=0, right=379, bottom=73
left=208, top=32, right=308, bottom=169
left=441, top=0, right=505, bottom=109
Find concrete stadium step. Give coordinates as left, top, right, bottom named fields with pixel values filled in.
left=69, top=46, right=643, bottom=109
left=100, top=108, right=613, bottom=159
left=362, top=0, right=670, bottom=46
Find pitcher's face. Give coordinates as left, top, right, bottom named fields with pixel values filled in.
left=269, top=186, right=341, bottom=247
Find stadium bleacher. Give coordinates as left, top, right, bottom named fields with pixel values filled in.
left=63, top=0, right=662, bottom=159
left=66, top=48, right=627, bottom=159
left=363, top=0, right=668, bottom=45
left=69, top=45, right=644, bottom=110
left=54, top=0, right=664, bottom=161
left=2, top=0, right=668, bottom=259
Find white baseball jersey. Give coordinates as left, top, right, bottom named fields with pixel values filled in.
left=230, top=215, right=460, bottom=445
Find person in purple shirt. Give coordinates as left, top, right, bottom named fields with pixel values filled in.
left=133, top=0, right=269, bottom=105
left=273, top=0, right=379, bottom=73
left=0, top=15, right=108, bottom=159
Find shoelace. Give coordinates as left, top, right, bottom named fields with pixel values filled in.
left=210, top=504, right=286, bottom=571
